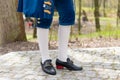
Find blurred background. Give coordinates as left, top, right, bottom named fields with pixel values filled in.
left=0, top=0, right=120, bottom=55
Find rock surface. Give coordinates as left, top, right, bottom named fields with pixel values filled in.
left=0, top=47, right=120, bottom=80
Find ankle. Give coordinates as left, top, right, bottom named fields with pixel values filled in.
left=42, top=58, right=51, bottom=64
left=57, top=57, right=68, bottom=62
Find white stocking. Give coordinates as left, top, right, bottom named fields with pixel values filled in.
left=58, top=25, right=71, bottom=62
left=37, top=28, right=51, bottom=63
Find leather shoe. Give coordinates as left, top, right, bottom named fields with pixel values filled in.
left=41, top=59, right=56, bottom=75
left=56, top=58, right=83, bottom=71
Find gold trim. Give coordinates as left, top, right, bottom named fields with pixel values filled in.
left=44, top=10, right=51, bottom=14
left=44, top=1, right=51, bottom=5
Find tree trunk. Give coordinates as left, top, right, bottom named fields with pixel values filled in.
left=94, top=0, right=101, bottom=32
left=0, top=0, right=27, bottom=45
left=33, top=27, right=37, bottom=38
left=78, top=0, right=82, bottom=35
left=33, top=18, right=37, bottom=38
left=103, top=0, right=107, bottom=17
left=117, top=0, right=120, bottom=27
left=92, top=0, right=94, bottom=9
left=74, top=0, right=76, bottom=12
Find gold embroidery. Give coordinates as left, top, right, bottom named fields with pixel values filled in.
left=44, top=10, right=51, bottom=14
left=44, top=1, right=51, bottom=5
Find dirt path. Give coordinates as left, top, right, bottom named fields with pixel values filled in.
left=0, top=37, right=120, bottom=55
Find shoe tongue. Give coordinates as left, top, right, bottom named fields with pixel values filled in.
left=44, top=59, right=52, bottom=64
left=67, top=58, right=73, bottom=64
left=46, top=59, right=52, bottom=62
left=67, top=58, right=70, bottom=61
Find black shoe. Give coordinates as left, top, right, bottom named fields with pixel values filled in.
left=56, top=58, right=83, bottom=71
left=41, top=59, right=56, bottom=75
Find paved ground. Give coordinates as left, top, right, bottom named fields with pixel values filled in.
left=0, top=47, right=120, bottom=80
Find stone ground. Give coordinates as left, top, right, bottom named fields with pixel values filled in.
left=0, top=47, right=120, bottom=80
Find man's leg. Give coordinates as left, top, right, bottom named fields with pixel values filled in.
left=37, top=28, right=50, bottom=63
left=55, top=0, right=75, bottom=62
left=37, top=18, right=52, bottom=63
left=37, top=18, right=56, bottom=75
left=58, top=25, right=71, bottom=62
left=55, top=0, right=83, bottom=70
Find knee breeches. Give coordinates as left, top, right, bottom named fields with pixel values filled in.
left=36, top=0, right=75, bottom=29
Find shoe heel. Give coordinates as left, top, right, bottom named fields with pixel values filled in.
left=56, top=65, right=64, bottom=69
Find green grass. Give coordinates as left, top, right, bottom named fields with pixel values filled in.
left=76, top=7, right=117, bottom=13
left=77, top=28, right=120, bottom=39
left=100, top=17, right=116, bottom=21
left=27, top=28, right=120, bottom=42
left=75, top=16, right=116, bottom=21
left=26, top=34, right=37, bottom=41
